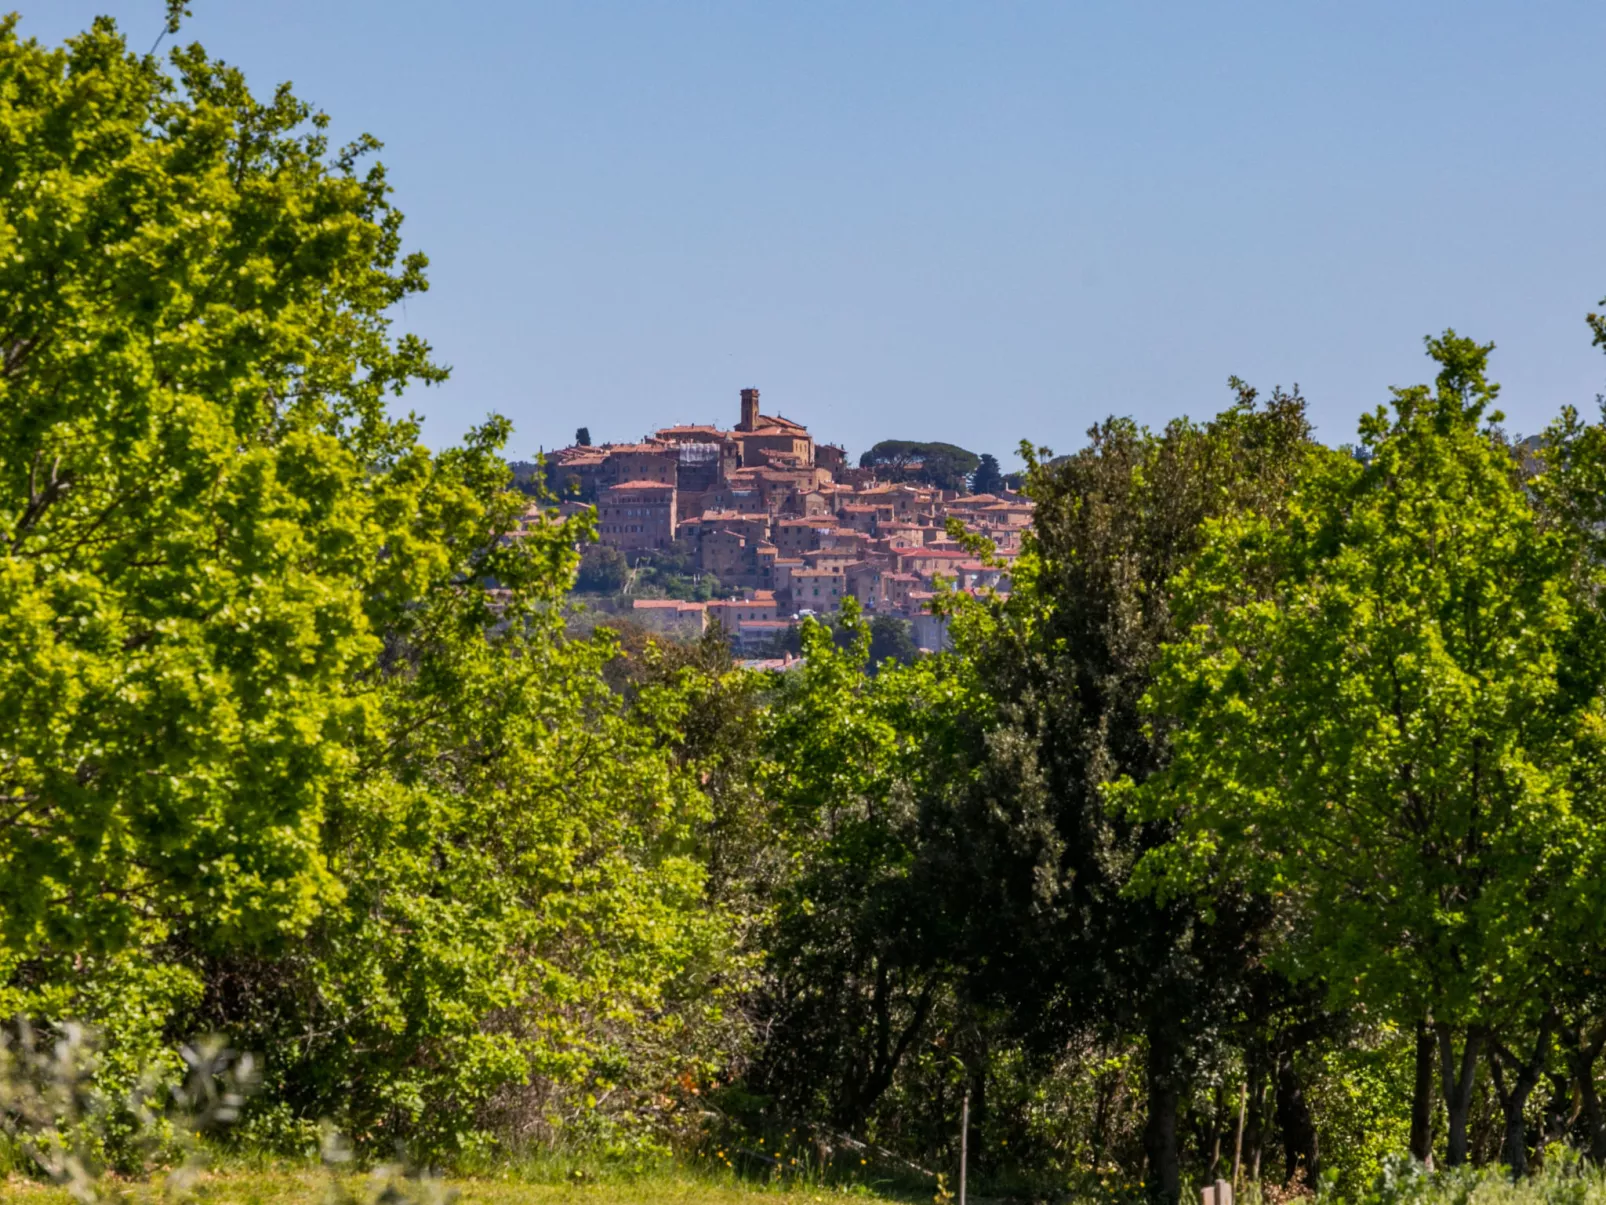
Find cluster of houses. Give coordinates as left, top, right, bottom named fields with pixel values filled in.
left=540, top=389, right=1032, bottom=655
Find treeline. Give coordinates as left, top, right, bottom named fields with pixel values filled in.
left=858, top=440, right=1010, bottom=494
left=12, top=15, right=1606, bottom=1203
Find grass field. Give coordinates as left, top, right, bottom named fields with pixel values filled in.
left=0, top=1166, right=912, bottom=1204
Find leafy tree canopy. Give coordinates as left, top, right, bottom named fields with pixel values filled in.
left=575, top=543, right=629, bottom=593
left=859, top=440, right=981, bottom=490
left=0, top=16, right=731, bottom=1155
left=1135, top=334, right=1606, bottom=1167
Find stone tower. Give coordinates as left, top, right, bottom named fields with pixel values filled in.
left=738, top=387, right=760, bottom=432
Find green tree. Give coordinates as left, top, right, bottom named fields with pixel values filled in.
left=575, top=543, right=629, bottom=593
left=0, top=16, right=736, bottom=1155
left=934, top=386, right=1313, bottom=1201
left=0, top=14, right=448, bottom=963
left=867, top=615, right=919, bottom=670
left=1139, top=334, right=1606, bottom=1171
left=970, top=453, right=1004, bottom=496
left=859, top=440, right=981, bottom=490
left=749, top=604, right=974, bottom=1133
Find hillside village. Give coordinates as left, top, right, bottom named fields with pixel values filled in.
left=535, top=389, right=1032, bottom=656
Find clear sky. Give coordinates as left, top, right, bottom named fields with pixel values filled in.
left=21, top=2, right=1606, bottom=466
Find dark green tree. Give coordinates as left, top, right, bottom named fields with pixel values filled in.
left=933, top=385, right=1314, bottom=1201
left=575, top=426, right=592, bottom=446
left=749, top=604, right=976, bottom=1133
left=868, top=616, right=919, bottom=670
left=859, top=440, right=981, bottom=490
left=575, top=544, right=629, bottom=593
left=971, top=453, right=1004, bottom=496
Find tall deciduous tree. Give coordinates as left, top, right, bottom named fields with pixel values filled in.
left=1140, top=334, right=1606, bottom=1171
left=0, top=15, right=448, bottom=958
left=0, top=17, right=735, bottom=1153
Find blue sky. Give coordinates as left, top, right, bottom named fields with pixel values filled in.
left=22, top=2, right=1606, bottom=466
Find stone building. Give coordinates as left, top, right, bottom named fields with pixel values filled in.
left=734, top=388, right=815, bottom=467
left=598, top=481, right=677, bottom=551
left=605, top=443, right=678, bottom=488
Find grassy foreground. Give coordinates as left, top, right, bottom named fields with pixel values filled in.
left=0, top=1166, right=908, bottom=1205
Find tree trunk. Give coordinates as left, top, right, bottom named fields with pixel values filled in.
left=1275, top=1048, right=1319, bottom=1186
left=1209, top=1083, right=1226, bottom=1175
left=1245, top=1054, right=1267, bottom=1182
left=1489, top=1014, right=1556, bottom=1176
left=1564, top=1022, right=1606, bottom=1163
left=1436, top=1023, right=1484, bottom=1168
left=1410, top=1019, right=1436, bottom=1165
left=1093, top=1074, right=1112, bottom=1169
left=1145, top=1023, right=1182, bottom=1205
left=1539, top=1071, right=1574, bottom=1154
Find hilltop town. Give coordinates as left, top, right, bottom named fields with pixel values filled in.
left=534, top=388, right=1032, bottom=655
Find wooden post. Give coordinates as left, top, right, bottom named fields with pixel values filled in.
left=1232, top=1079, right=1248, bottom=1189
left=959, top=1087, right=970, bottom=1205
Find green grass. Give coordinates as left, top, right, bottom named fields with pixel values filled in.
left=0, top=1163, right=913, bottom=1204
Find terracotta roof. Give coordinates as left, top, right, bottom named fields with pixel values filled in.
left=753, top=413, right=809, bottom=433
left=607, top=480, right=675, bottom=490
left=633, top=599, right=706, bottom=612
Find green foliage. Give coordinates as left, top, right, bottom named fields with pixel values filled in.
left=932, top=386, right=1313, bottom=1199
left=24, top=11, right=1606, bottom=1193
left=1136, top=335, right=1606, bottom=1168
left=970, top=453, right=1004, bottom=496
left=753, top=614, right=916, bottom=673
left=858, top=441, right=981, bottom=490
left=746, top=602, right=976, bottom=1133
left=0, top=11, right=449, bottom=963
left=576, top=544, right=630, bottom=593
left=0, top=14, right=743, bottom=1164
left=1308, top=1027, right=1416, bottom=1195
left=627, top=542, right=721, bottom=602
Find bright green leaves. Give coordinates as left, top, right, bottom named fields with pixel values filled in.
left=0, top=12, right=745, bottom=1154
left=0, top=16, right=453, bottom=955
left=1139, top=334, right=1600, bottom=1034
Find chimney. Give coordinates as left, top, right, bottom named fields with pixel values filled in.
left=739, top=387, right=760, bottom=432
